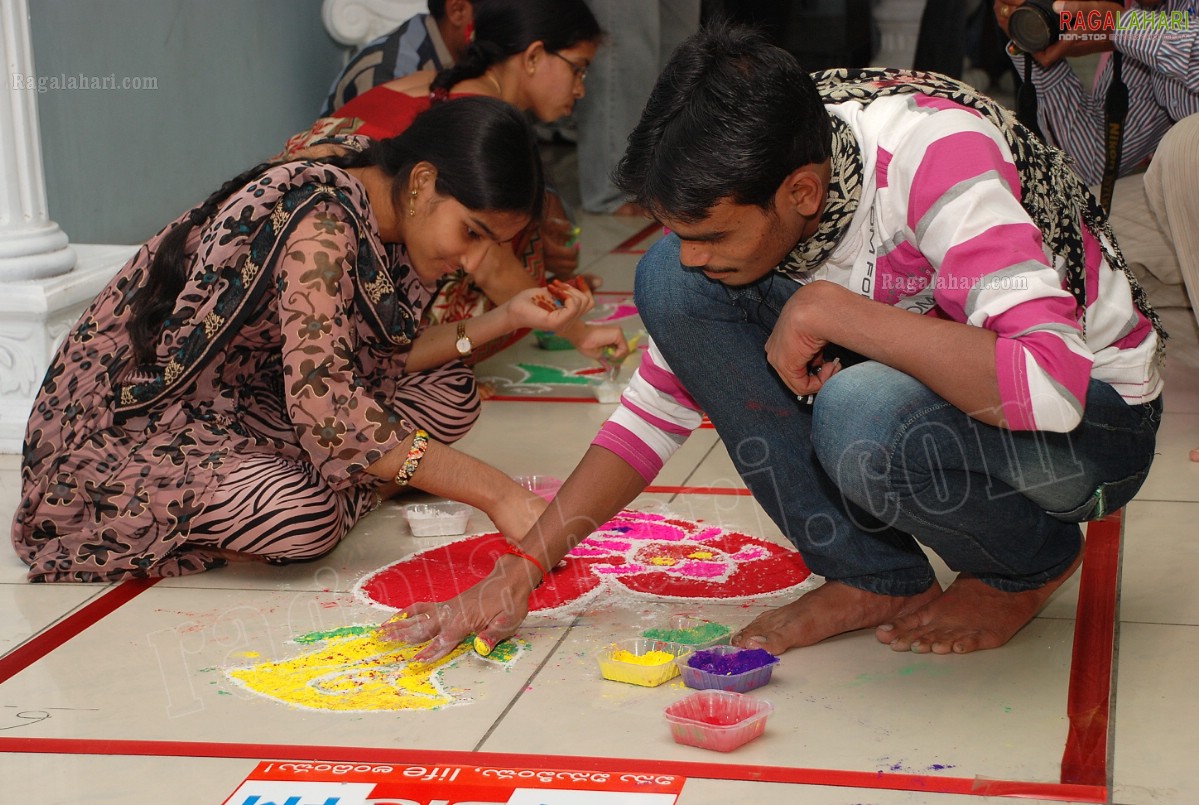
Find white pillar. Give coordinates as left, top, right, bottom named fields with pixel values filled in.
left=1, top=0, right=73, bottom=281
left=0, top=0, right=132, bottom=453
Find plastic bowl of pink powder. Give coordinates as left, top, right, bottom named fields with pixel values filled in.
left=596, top=638, right=692, bottom=687
left=664, top=689, right=774, bottom=752
left=511, top=475, right=563, bottom=501
left=677, top=645, right=780, bottom=693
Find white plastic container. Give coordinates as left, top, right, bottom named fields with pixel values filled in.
left=403, top=502, right=472, bottom=537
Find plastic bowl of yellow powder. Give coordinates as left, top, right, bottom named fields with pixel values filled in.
left=596, top=638, right=692, bottom=687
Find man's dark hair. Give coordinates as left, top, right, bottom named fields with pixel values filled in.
left=428, top=0, right=447, bottom=20
left=613, top=23, right=831, bottom=223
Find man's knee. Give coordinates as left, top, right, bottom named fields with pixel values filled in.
left=1157, top=113, right=1199, bottom=162
left=1146, top=113, right=1199, bottom=205
left=811, top=363, right=947, bottom=491
left=633, top=235, right=685, bottom=321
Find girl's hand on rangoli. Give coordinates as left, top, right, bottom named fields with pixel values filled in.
left=378, top=556, right=535, bottom=661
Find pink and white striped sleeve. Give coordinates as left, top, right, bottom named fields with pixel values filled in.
left=591, top=338, right=704, bottom=482
left=889, top=100, right=1093, bottom=432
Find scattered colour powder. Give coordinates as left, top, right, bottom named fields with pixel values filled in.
left=611, top=649, right=676, bottom=666
left=642, top=622, right=731, bottom=646
left=688, top=648, right=776, bottom=676
left=225, top=627, right=528, bottom=712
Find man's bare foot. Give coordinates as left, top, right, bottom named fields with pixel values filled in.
left=876, top=546, right=1085, bottom=654
left=730, top=580, right=942, bottom=655
left=478, top=381, right=497, bottom=401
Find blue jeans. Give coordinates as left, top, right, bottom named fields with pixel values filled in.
left=635, top=235, right=1162, bottom=594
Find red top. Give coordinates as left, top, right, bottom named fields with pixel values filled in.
left=334, top=87, right=475, bottom=139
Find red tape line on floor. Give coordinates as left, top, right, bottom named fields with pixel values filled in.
left=0, top=578, right=160, bottom=685
left=1060, top=509, right=1122, bottom=787
left=613, top=221, right=662, bottom=254
left=0, top=737, right=1105, bottom=802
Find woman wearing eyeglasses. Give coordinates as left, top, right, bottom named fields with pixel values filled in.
left=281, top=0, right=620, bottom=367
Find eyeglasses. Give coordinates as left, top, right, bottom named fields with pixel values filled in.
left=549, top=51, right=588, bottom=83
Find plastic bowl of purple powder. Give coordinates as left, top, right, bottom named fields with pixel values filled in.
left=664, top=689, right=774, bottom=752
left=677, top=645, right=780, bottom=693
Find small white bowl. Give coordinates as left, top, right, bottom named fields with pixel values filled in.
left=403, top=502, right=472, bottom=537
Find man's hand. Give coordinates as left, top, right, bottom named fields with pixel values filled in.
left=764, top=281, right=847, bottom=397
left=562, top=321, right=629, bottom=361
left=994, top=0, right=1025, bottom=38
left=1038, top=1, right=1118, bottom=65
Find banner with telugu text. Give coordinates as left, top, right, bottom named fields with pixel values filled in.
left=223, top=760, right=683, bottom=805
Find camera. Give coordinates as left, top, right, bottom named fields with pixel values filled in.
left=1009, top=0, right=1060, bottom=53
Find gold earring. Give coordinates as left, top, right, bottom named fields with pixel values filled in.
left=408, top=189, right=417, bottom=217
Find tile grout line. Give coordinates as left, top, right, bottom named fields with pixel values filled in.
left=0, top=578, right=160, bottom=684
left=471, top=615, right=583, bottom=753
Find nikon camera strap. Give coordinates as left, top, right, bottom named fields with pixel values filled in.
left=1100, top=51, right=1128, bottom=211
left=1018, top=51, right=1128, bottom=212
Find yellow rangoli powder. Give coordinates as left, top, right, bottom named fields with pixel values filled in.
left=225, top=626, right=524, bottom=712
left=610, top=648, right=675, bottom=666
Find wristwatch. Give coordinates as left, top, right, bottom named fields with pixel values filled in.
left=454, top=321, right=473, bottom=358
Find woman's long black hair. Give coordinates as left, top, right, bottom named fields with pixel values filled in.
left=429, top=0, right=602, bottom=94
left=127, top=96, right=544, bottom=363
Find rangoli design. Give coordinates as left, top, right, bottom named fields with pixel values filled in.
left=223, top=512, right=811, bottom=714
left=512, top=363, right=603, bottom=386
left=357, top=510, right=814, bottom=617
left=225, top=625, right=528, bottom=712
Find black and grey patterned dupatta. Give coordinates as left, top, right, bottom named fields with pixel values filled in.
left=777, top=67, right=1166, bottom=355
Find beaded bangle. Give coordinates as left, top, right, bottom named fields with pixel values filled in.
left=502, top=543, right=548, bottom=582
left=393, top=429, right=429, bottom=486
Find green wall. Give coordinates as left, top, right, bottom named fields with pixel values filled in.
left=28, top=0, right=346, bottom=244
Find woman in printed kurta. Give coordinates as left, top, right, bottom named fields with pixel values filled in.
left=12, top=97, right=589, bottom=583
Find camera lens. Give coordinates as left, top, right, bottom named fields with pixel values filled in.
left=1009, top=4, right=1058, bottom=52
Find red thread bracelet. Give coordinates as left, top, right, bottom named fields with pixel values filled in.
left=502, top=543, right=548, bottom=578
